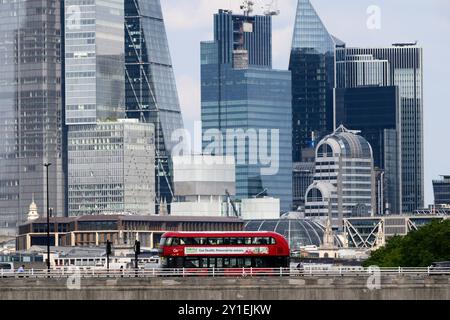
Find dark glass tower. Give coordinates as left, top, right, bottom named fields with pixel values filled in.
left=433, top=176, right=450, bottom=207
left=125, top=0, right=184, bottom=212
left=0, top=0, right=65, bottom=235
left=201, top=10, right=293, bottom=212
left=335, top=86, right=401, bottom=214
left=336, top=46, right=424, bottom=213
left=289, top=0, right=344, bottom=162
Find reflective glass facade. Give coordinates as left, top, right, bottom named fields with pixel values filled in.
left=289, top=0, right=342, bottom=162
left=433, top=176, right=450, bottom=206
left=245, top=216, right=341, bottom=250
left=67, top=120, right=155, bottom=216
left=335, top=86, right=401, bottom=214
left=336, top=46, right=424, bottom=213
left=124, top=0, right=184, bottom=209
left=64, top=0, right=125, bottom=124
left=292, top=162, right=315, bottom=210
left=201, top=10, right=292, bottom=212
left=0, top=0, right=65, bottom=235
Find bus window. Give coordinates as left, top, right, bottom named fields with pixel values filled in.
left=185, top=258, right=200, bottom=268
left=223, top=257, right=230, bottom=268
left=183, top=238, right=195, bottom=245
left=208, top=238, right=223, bottom=245
left=270, top=237, right=276, bottom=245
left=172, top=238, right=185, bottom=246
left=254, top=258, right=265, bottom=268
left=200, top=257, right=208, bottom=268
left=223, top=238, right=230, bottom=245
left=207, top=258, right=215, bottom=268
left=252, top=237, right=270, bottom=245
left=244, top=258, right=252, bottom=267
left=216, top=258, right=223, bottom=268
left=165, top=238, right=173, bottom=246
left=230, top=258, right=238, bottom=268
left=244, top=238, right=252, bottom=245
left=160, top=237, right=166, bottom=246
left=230, top=238, right=239, bottom=245
left=194, top=238, right=206, bottom=245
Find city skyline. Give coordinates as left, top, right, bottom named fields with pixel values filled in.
left=163, top=0, right=450, bottom=206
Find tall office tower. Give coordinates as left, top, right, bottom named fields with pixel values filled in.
left=289, top=0, right=344, bottom=162
left=68, top=120, right=155, bottom=216
left=0, top=0, right=65, bottom=235
left=201, top=9, right=292, bottom=212
left=335, top=86, right=401, bottom=214
left=305, top=126, right=375, bottom=227
left=335, top=53, right=402, bottom=214
left=433, top=176, right=450, bottom=207
left=65, top=0, right=155, bottom=216
left=124, top=0, right=184, bottom=212
left=336, top=45, right=424, bottom=213
left=65, top=0, right=125, bottom=125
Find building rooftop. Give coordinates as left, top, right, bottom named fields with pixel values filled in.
left=20, top=214, right=244, bottom=226
left=434, top=175, right=450, bottom=182
left=319, top=125, right=373, bottom=159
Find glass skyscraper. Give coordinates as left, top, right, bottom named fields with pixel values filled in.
left=289, top=0, right=344, bottom=162
left=433, top=176, right=450, bottom=207
left=64, top=0, right=125, bottom=125
left=124, top=0, right=184, bottom=210
left=336, top=46, right=424, bottom=213
left=65, top=0, right=155, bottom=216
left=68, top=120, right=155, bottom=216
left=335, top=52, right=401, bottom=214
left=335, top=86, right=401, bottom=214
left=0, top=0, right=65, bottom=235
left=201, top=10, right=292, bottom=212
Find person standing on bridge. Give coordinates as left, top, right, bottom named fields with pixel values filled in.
left=17, top=265, right=25, bottom=278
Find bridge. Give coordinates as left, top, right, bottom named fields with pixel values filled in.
left=1, top=268, right=449, bottom=300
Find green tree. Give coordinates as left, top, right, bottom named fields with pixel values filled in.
left=363, top=220, right=450, bottom=267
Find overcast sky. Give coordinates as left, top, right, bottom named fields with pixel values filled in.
left=161, top=0, right=450, bottom=206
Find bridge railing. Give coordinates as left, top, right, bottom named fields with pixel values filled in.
left=1, top=266, right=450, bottom=279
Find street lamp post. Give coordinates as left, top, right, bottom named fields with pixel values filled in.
left=44, top=162, right=51, bottom=272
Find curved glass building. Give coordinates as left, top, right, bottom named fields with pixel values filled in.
left=305, top=125, right=375, bottom=226
left=244, top=213, right=342, bottom=250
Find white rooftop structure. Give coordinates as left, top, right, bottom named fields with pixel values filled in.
left=173, top=155, right=235, bottom=197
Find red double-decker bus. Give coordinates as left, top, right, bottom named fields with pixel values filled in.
left=159, top=231, right=290, bottom=269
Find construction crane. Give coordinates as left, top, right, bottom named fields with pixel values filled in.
left=240, top=0, right=255, bottom=16
left=225, top=189, right=239, bottom=218
left=262, top=0, right=280, bottom=16
left=240, top=0, right=280, bottom=16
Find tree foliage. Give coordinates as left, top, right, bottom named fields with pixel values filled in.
left=363, top=219, right=450, bottom=267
